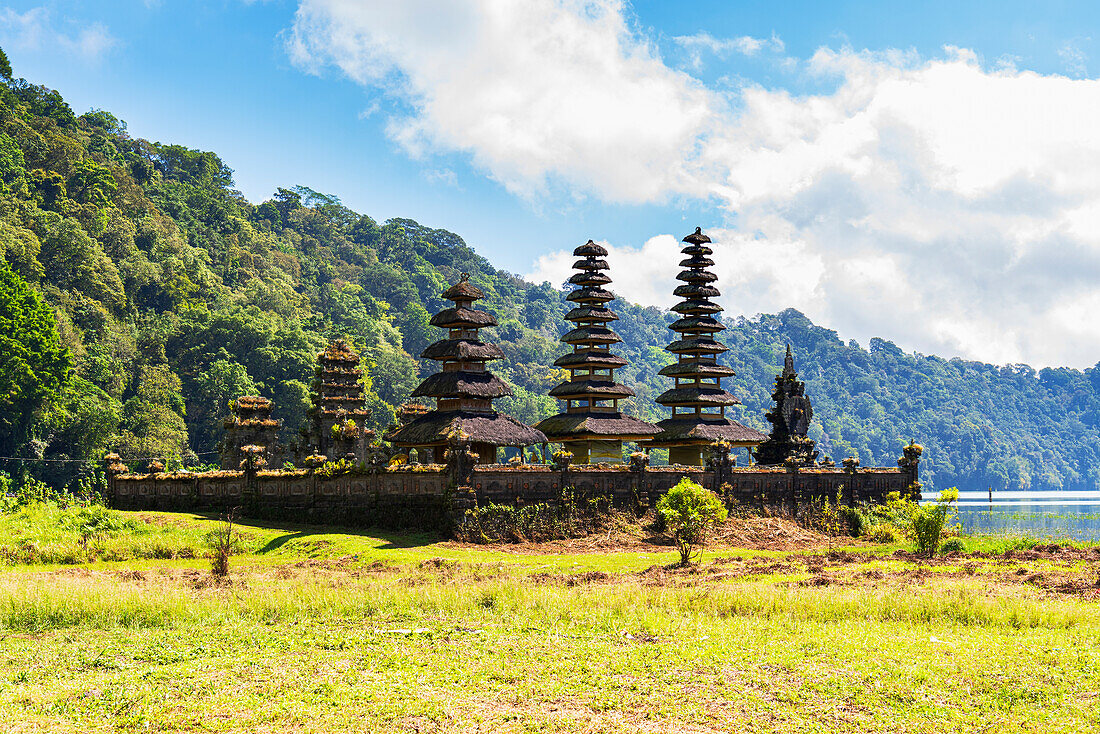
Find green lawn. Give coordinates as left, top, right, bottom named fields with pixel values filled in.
left=0, top=508, right=1097, bottom=733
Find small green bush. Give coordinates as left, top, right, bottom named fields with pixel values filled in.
left=656, top=477, right=728, bottom=566
left=908, top=488, right=960, bottom=557
left=940, top=537, right=966, bottom=553
left=867, top=523, right=904, bottom=544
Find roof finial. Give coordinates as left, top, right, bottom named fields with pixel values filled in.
left=783, top=343, right=795, bottom=376
left=460, top=272, right=470, bottom=282
left=694, top=226, right=702, bottom=235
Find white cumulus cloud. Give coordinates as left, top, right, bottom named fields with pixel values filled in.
left=288, top=0, right=1100, bottom=368
left=0, top=7, right=117, bottom=62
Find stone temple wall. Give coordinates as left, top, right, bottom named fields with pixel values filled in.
left=108, top=461, right=919, bottom=530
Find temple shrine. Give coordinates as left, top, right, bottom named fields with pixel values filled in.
left=385, top=274, right=546, bottom=463
left=535, top=240, right=659, bottom=463
left=648, top=228, right=767, bottom=465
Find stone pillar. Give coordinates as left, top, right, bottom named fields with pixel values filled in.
left=103, top=453, right=127, bottom=506
left=843, top=456, right=860, bottom=504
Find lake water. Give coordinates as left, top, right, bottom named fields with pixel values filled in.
left=950, top=490, right=1100, bottom=541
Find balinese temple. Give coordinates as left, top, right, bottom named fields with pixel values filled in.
left=535, top=240, right=659, bottom=463
left=649, top=227, right=766, bottom=465
left=386, top=274, right=546, bottom=463
left=220, top=396, right=281, bottom=469
left=309, top=339, right=375, bottom=461
left=754, top=344, right=819, bottom=466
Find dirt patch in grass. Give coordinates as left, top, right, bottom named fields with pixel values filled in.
left=444, top=514, right=833, bottom=555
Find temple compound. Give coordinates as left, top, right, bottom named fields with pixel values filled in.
left=535, top=240, right=659, bottom=462
left=109, top=227, right=923, bottom=528
left=385, top=275, right=546, bottom=463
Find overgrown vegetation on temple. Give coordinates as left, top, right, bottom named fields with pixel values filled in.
left=2, top=49, right=1100, bottom=493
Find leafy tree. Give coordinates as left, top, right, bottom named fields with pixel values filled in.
left=116, top=364, right=191, bottom=464
left=656, top=477, right=728, bottom=566
left=0, top=256, right=71, bottom=457
left=0, top=45, right=12, bottom=80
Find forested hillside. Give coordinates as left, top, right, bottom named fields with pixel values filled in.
left=2, top=48, right=1099, bottom=492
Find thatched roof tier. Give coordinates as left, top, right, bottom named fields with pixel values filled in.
left=411, top=371, right=513, bottom=399
left=679, top=256, right=714, bottom=268
left=224, top=418, right=281, bottom=429
left=572, top=258, right=609, bottom=271
left=673, top=283, right=721, bottom=299
left=671, top=299, right=722, bottom=315
left=574, top=240, right=608, bottom=257
left=565, top=307, right=618, bottom=323
left=561, top=325, right=621, bottom=345
left=235, top=396, right=273, bottom=410
left=320, top=340, right=362, bottom=365
left=548, top=379, right=634, bottom=399
left=387, top=410, right=547, bottom=447
left=553, top=351, right=628, bottom=369
left=429, top=306, right=498, bottom=329
left=666, top=337, right=729, bottom=355
left=649, top=416, right=766, bottom=446
left=568, top=272, right=612, bottom=287
left=669, top=316, right=725, bottom=333
left=420, top=339, right=504, bottom=361
left=681, top=243, right=713, bottom=256
left=683, top=227, right=712, bottom=245
left=441, top=278, right=484, bottom=301
left=566, top=287, right=614, bottom=303
left=656, top=386, right=740, bottom=407
left=535, top=412, right=659, bottom=441
left=676, top=269, right=718, bottom=284
left=658, top=361, right=735, bottom=378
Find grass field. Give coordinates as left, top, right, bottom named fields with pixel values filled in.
left=1, top=506, right=1098, bottom=733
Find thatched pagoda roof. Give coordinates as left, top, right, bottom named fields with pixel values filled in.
left=574, top=240, right=608, bottom=257
left=679, top=256, right=714, bottom=268
left=234, top=396, right=273, bottom=410
left=549, top=379, right=634, bottom=399
left=441, top=277, right=484, bottom=301
left=658, top=361, right=735, bottom=378
left=411, top=371, right=513, bottom=399
left=673, top=283, right=721, bottom=299
left=650, top=416, right=766, bottom=446
left=561, top=325, right=621, bottom=345
left=656, top=386, right=740, bottom=407
left=671, top=299, right=722, bottom=315
left=421, top=339, right=504, bottom=361
left=683, top=227, right=712, bottom=245
left=430, top=306, right=498, bottom=329
left=554, top=351, right=628, bottom=369
left=565, top=306, right=618, bottom=323
left=572, top=258, right=609, bottom=271
left=535, top=412, right=659, bottom=441
left=320, top=340, right=362, bottom=365
left=669, top=316, right=725, bottom=333
left=387, top=410, right=546, bottom=447
left=568, top=272, right=612, bottom=287
left=666, top=337, right=729, bottom=355
left=566, top=287, right=614, bottom=303
left=676, top=269, right=718, bottom=284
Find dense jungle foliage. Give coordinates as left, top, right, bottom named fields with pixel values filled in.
left=1, top=49, right=1099, bottom=492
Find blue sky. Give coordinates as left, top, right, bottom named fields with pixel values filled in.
left=3, top=1, right=1100, bottom=368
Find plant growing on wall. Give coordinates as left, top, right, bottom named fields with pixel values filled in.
left=656, top=477, right=728, bottom=566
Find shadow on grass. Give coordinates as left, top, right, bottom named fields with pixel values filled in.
left=189, top=512, right=446, bottom=554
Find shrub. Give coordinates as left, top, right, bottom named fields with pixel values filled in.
left=940, top=537, right=966, bottom=553
left=656, top=477, right=728, bottom=566
left=207, top=511, right=239, bottom=578
left=867, top=523, right=904, bottom=544
left=908, top=488, right=960, bottom=557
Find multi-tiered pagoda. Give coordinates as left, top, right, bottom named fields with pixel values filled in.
left=221, top=396, right=281, bottom=469
left=310, top=339, right=374, bottom=461
left=535, top=241, right=658, bottom=463
left=386, top=274, right=546, bottom=463
left=650, top=228, right=766, bottom=465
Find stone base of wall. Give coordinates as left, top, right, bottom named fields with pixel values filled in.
left=108, top=463, right=919, bottom=532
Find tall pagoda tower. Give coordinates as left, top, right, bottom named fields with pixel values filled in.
left=309, top=339, right=374, bottom=461
left=535, top=241, right=658, bottom=463
left=649, top=227, right=766, bottom=465
left=221, top=396, right=281, bottom=469
left=386, top=274, right=546, bottom=463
